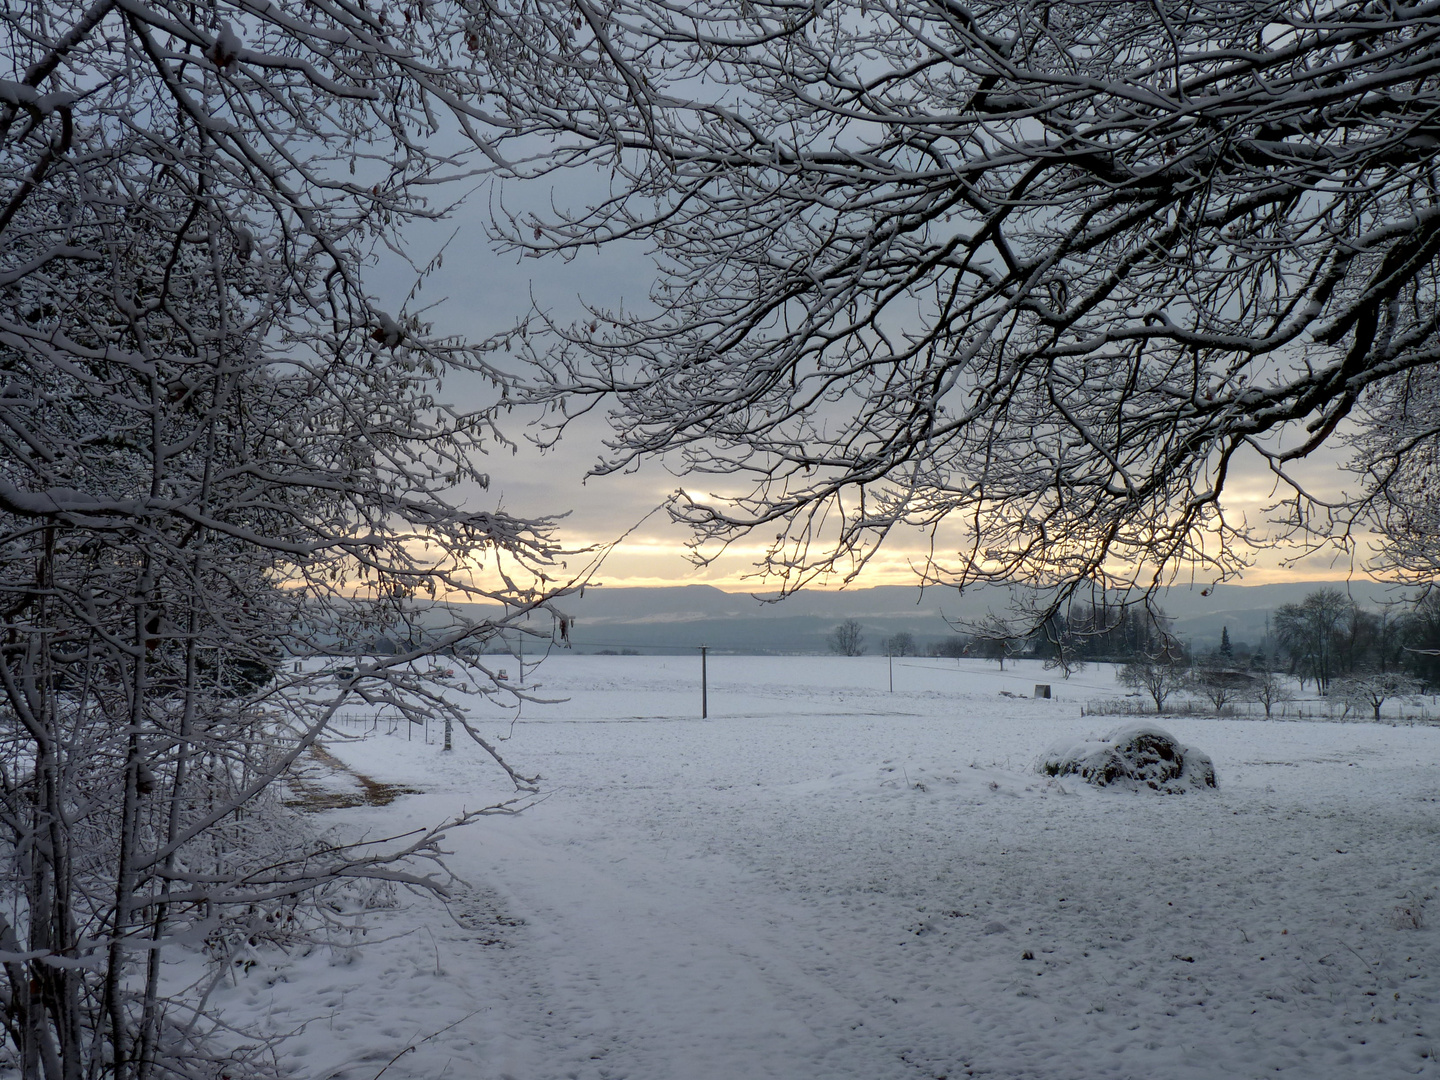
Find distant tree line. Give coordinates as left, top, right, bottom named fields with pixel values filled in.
left=825, top=623, right=924, bottom=657
left=1169, top=587, right=1439, bottom=718
left=1271, top=588, right=1439, bottom=695
left=922, top=604, right=1183, bottom=672
left=831, top=588, right=1439, bottom=711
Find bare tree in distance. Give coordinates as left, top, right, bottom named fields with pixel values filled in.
left=1404, top=592, right=1440, bottom=691
left=828, top=619, right=866, bottom=656
left=1334, top=669, right=1420, bottom=720
left=1038, top=611, right=1086, bottom=678
left=973, top=634, right=1015, bottom=672
left=1249, top=670, right=1294, bottom=720
left=884, top=632, right=918, bottom=657
left=929, top=636, right=970, bottom=659
left=1192, top=667, right=1245, bottom=713
left=1274, top=589, right=1353, bottom=694
left=510, top=0, right=1440, bottom=630
left=1119, top=657, right=1189, bottom=715
left=0, top=2, right=572, bottom=1075
left=1043, top=644, right=1086, bottom=680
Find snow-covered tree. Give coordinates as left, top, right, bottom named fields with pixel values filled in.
left=1349, top=365, right=1440, bottom=585
left=0, top=2, right=567, bottom=1075
left=1334, top=669, right=1420, bottom=720
left=511, top=0, right=1440, bottom=624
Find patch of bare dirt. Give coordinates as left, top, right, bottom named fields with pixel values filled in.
left=284, top=742, right=420, bottom=811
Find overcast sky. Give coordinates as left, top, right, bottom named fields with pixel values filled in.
left=368, top=177, right=1374, bottom=594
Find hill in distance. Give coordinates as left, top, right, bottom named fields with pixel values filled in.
left=473, top=579, right=1416, bottom=656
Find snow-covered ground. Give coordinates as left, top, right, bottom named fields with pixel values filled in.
left=224, top=657, right=1439, bottom=1079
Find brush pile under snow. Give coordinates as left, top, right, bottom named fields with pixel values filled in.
left=1040, top=724, right=1217, bottom=792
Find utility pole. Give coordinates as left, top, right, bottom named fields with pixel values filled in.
left=700, top=645, right=708, bottom=719
left=889, top=651, right=894, bottom=693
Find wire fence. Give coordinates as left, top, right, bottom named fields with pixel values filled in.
left=1082, top=695, right=1439, bottom=725
left=326, top=710, right=438, bottom=743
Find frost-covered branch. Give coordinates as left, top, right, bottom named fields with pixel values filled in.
left=0, top=3, right=576, bottom=1076
left=504, top=0, right=1440, bottom=621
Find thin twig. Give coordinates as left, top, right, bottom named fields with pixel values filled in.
left=371, top=1011, right=479, bottom=1080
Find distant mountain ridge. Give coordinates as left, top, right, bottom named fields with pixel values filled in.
left=478, top=579, right=1416, bottom=656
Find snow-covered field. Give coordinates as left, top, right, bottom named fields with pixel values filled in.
left=229, top=657, right=1439, bottom=1079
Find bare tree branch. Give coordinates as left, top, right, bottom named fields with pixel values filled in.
left=505, top=0, right=1440, bottom=623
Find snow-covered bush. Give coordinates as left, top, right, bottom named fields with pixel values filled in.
left=0, top=2, right=565, bottom=1074
left=1040, top=726, right=1217, bottom=794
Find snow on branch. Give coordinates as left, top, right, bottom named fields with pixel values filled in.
left=501, top=0, right=1440, bottom=624
left=0, top=2, right=582, bottom=1074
